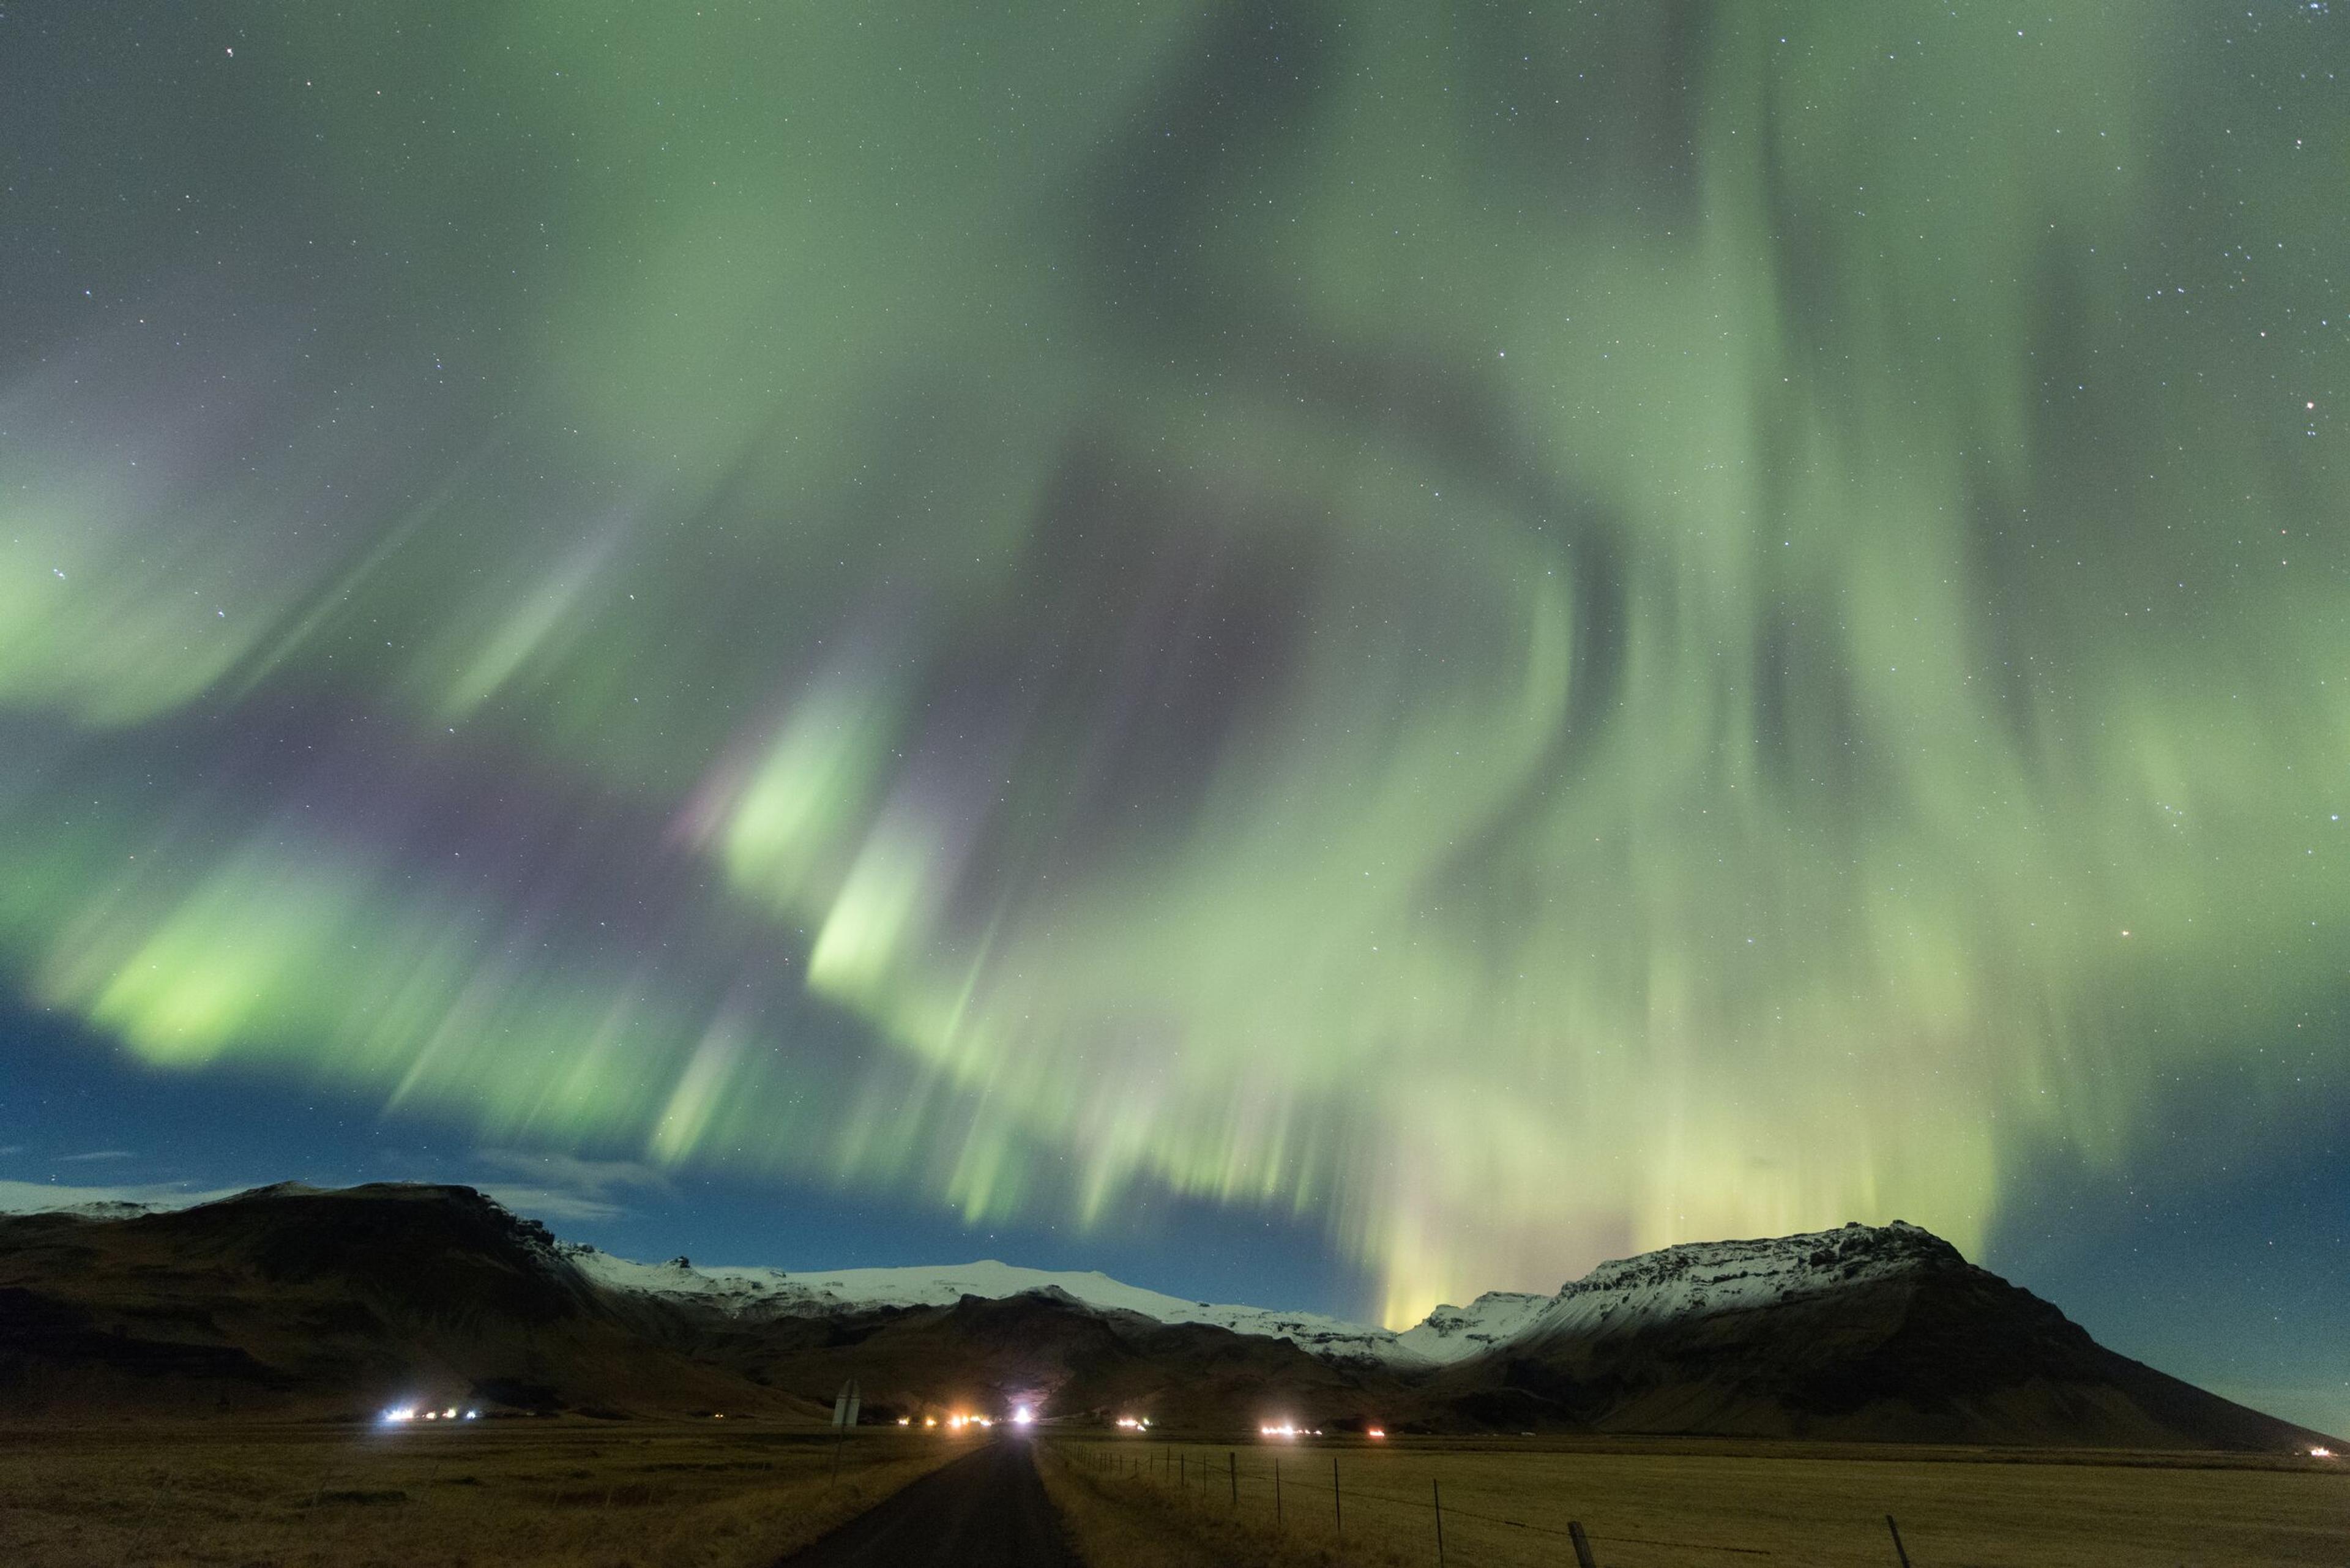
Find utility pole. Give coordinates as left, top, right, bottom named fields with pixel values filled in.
left=828, top=1379, right=860, bottom=1481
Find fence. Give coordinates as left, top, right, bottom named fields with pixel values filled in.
left=1059, top=1438, right=1927, bottom=1566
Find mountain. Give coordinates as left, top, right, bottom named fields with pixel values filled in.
left=0, top=1182, right=800, bottom=1419
left=0, top=1183, right=1399, bottom=1426
left=1426, top=1221, right=2341, bottom=1449
left=564, top=1251, right=1416, bottom=1364
left=684, top=1285, right=1400, bottom=1432
left=0, top=1184, right=2332, bottom=1452
left=1393, top=1290, right=1554, bottom=1364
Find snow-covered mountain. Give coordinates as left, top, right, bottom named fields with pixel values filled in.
left=1393, top=1290, right=1553, bottom=1362
left=561, top=1219, right=1968, bottom=1372
left=1511, top=1220, right=1960, bottom=1345
left=562, top=1249, right=1421, bottom=1364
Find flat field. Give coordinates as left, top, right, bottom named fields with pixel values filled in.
left=0, top=1418, right=960, bottom=1568
left=1042, top=1434, right=2350, bottom=1568
left=10, top=1422, right=2342, bottom=1567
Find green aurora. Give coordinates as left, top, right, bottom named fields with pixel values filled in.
left=3, top=1, right=2344, bottom=1326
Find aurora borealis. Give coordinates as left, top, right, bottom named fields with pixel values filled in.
left=4, top=0, right=2346, bottom=1399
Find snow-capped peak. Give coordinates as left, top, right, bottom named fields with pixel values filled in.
left=1520, top=1220, right=1960, bottom=1343
left=1392, top=1290, right=1554, bottom=1362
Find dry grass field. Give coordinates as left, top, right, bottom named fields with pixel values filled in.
left=9, top=1421, right=2343, bottom=1567
left=1040, top=1434, right=2350, bottom=1568
left=0, top=1418, right=962, bottom=1568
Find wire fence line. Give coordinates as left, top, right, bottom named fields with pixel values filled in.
left=1058, top=1438, right=1810, bottom=1564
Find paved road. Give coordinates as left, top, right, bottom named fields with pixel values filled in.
left=777, top=1439, right=1080, bottom=1568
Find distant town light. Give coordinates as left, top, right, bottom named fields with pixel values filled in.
left=2313, top=1446, right=2335, bottom=1458
left=1367, top=1427, right=1386, bottom=1438
left=1012, top=1406, right=1034, bottom=1426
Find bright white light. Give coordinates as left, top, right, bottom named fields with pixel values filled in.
left=2313, top=1447, right=2335, bottom=1458
left=1012, top=1406, right=1034, bottom=1427
left=1259, top=1422, right=1301, bottom=1439
left=464, top=1411, right=478, bottom=1421
left=381, top=1406, right=417, bottom=1423
left=1367, top=1427, right=1386, bottom=1438
left=442, top=1408, right=457, bottom=1419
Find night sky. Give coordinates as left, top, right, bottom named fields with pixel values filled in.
left=3, top=4, right=2345, bottom=1432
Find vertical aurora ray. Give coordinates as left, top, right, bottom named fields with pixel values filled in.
left=1, top=1, right=2344, bottom=1324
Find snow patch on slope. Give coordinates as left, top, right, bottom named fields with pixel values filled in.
left=1523, top=1220, right=1959, bottom=1343
left=0, top=1180, right=256, bottom=1219
left=786, top=1261, right=1414, bottom=1362
left=564, top=1250, right=1422, bottom=1362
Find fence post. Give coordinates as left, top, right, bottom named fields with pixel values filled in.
left=1433, top=1478, right=1445, bottom=1566
left=1274, top=1458, right=1282, bottom=1531
left=1569, top=1519, right=1600, bottom=1568
left=1229, top=1451, right=1237, bottom=1507
left=1886, top=1514, right=1913, bottom=1568
left=1333, top=1455, right=1343, bottom=1540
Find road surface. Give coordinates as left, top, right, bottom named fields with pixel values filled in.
left=777, top=1438, right=1080, bottom=1568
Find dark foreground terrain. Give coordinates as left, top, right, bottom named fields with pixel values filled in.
left=1039, top=1434, right=2350, bottom=1568
left=0, top=1418, right=952, bottom=1568
left=5, top=1422, right=2346, bottom=1568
